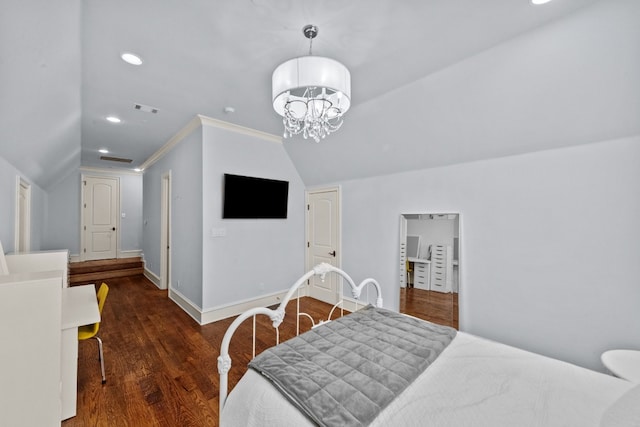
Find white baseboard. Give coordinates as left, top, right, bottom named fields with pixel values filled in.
left=165, top=287, right=368, bottom=326
left=341, top=296, right=372, bottom=312
left=118, top=249, right=142, bottom=259
left=166, top=289, right=295, bottom=326
left=169, top=288, right=204, bottom=324
left=69, top=254, right=80, bottom=263
left=144, top=267, right=161, bottom=288
left=200, top=290, right=292, bottom=325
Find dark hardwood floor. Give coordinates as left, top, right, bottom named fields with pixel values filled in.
left=399, top=287, right=459, bottom=329
left=62, top=275, right=336, bottom=427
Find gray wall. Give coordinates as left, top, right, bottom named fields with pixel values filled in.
left=285, top=0, right=640, bottom=187
left=0, top=0, right=82, bottom=190
left=142, top=121, right=306, bottom=311
left=118, top=173, right=144, bottom=251
left=46, top=171, right=80, bottom=253
left=46, top=168, right=143, bottom=257
left=333, top=136, right=640, bottom=371
left=201, top=125, right=305, bottom=309
left=0, top=155, right=47, bottom=253
left=143, top=129, right=204, bottom=306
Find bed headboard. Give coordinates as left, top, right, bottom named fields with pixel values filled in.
left=217, top=263, right=383, bottom=419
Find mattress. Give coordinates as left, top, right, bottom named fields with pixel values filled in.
left=221, top=332, right=635, bottom=427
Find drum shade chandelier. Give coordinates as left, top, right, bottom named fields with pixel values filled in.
left=272, top=25, right=351, bottom=143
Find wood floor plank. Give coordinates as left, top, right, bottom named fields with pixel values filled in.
left=399, top=287, right=459, bottom=329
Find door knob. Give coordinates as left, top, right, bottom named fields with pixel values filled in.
left=112, top=227, right=116, bottom=231
left=328, top=250, right=336, bottom=257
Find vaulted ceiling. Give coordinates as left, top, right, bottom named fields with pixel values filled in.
left=2, top=0, right=638, bottom=189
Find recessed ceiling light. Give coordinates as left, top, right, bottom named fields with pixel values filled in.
left=106, top=116, right=121, bottom=123
left=121, top=52, right=143, bottom=65
left=531, top=0, right=553, bottom=4
left=99, top=148, right=109, bottom=154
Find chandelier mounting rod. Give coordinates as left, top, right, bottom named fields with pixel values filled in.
left=303, top=24, right=318, bottom=55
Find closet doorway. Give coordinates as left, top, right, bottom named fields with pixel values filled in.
left=399, top=213, right=459, bottom=329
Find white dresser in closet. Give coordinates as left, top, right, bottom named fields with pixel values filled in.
left=430, top=244, right=453, bottom=293
left=413, top=261, right=430, bottom=290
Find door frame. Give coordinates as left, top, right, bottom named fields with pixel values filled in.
left=398, top=212, right=461, bottom=328
left=14, top=176, right=31, bottom=253
left=160, top=171, right=172, bottom=290
left=305, top=186, right=342, bottom=300
left=80, top=174, right=121, bottom=261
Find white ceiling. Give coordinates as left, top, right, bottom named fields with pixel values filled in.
left=4, top=0, right=638, bottom=189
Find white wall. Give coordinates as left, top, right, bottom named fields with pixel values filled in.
left=201, top=125, right=305, bottom=310
left=335, top=136, right=640, bottom=371
left=407, top=217, right=456, bottom=258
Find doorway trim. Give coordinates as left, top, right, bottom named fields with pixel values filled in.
left=160, top=171, right=172, bottom=290
left=14, top=176, right=31, bottom=253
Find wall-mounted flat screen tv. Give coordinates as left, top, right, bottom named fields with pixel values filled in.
left=223, top=173, right=289, bottom=219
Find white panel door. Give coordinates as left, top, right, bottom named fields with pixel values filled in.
left=306, top=188, right=340, bottom=304
left=83, top=176, right=118, bottom=260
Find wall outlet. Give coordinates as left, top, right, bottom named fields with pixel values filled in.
left=211, top=227, right=227, bottom=237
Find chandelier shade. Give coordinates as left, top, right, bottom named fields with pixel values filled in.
left=272, top=26, right=351, bottom=142
left=272, top=56, right=351, bottom=116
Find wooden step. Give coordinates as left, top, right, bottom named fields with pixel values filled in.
left=69, top=258, right=143, bottom=275
left=69, top=257, right=144, bottom=285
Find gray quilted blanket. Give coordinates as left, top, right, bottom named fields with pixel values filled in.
left=248, top=305, right=456, bottom=426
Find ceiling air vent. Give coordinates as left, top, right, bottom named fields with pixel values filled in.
left=100, top=156, right=133, bottom=163
left=134, top=103, right=159, bottom=114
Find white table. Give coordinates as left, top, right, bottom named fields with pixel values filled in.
left=601, top=349, right=640, bottom=382
left=61, top=284, right=101, bottom=420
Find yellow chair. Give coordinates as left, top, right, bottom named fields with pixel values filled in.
left=406, top=260, right=413, bottom=288
left=78, top=282, right=109, bottom=384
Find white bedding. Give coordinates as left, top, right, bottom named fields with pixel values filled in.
left=221, top=332, right=635, bottom=427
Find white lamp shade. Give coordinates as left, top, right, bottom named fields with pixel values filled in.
left=272, top=56, right=351, bottom=116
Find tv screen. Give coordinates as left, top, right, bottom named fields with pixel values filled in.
left=223, top=174, right=289, bottom=219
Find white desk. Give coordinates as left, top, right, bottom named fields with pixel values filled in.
left=61, top=285, right=100, bottom=420
left=601, top=349, right=640, bottom=382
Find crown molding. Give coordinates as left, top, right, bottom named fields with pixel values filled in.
left=79, top=166, right=142, bottom=176
left=139, top=115, right=282, bottom=172
left=138, top=115, right=203, bottom=171
left=197, top=115, right=282, bottom=144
